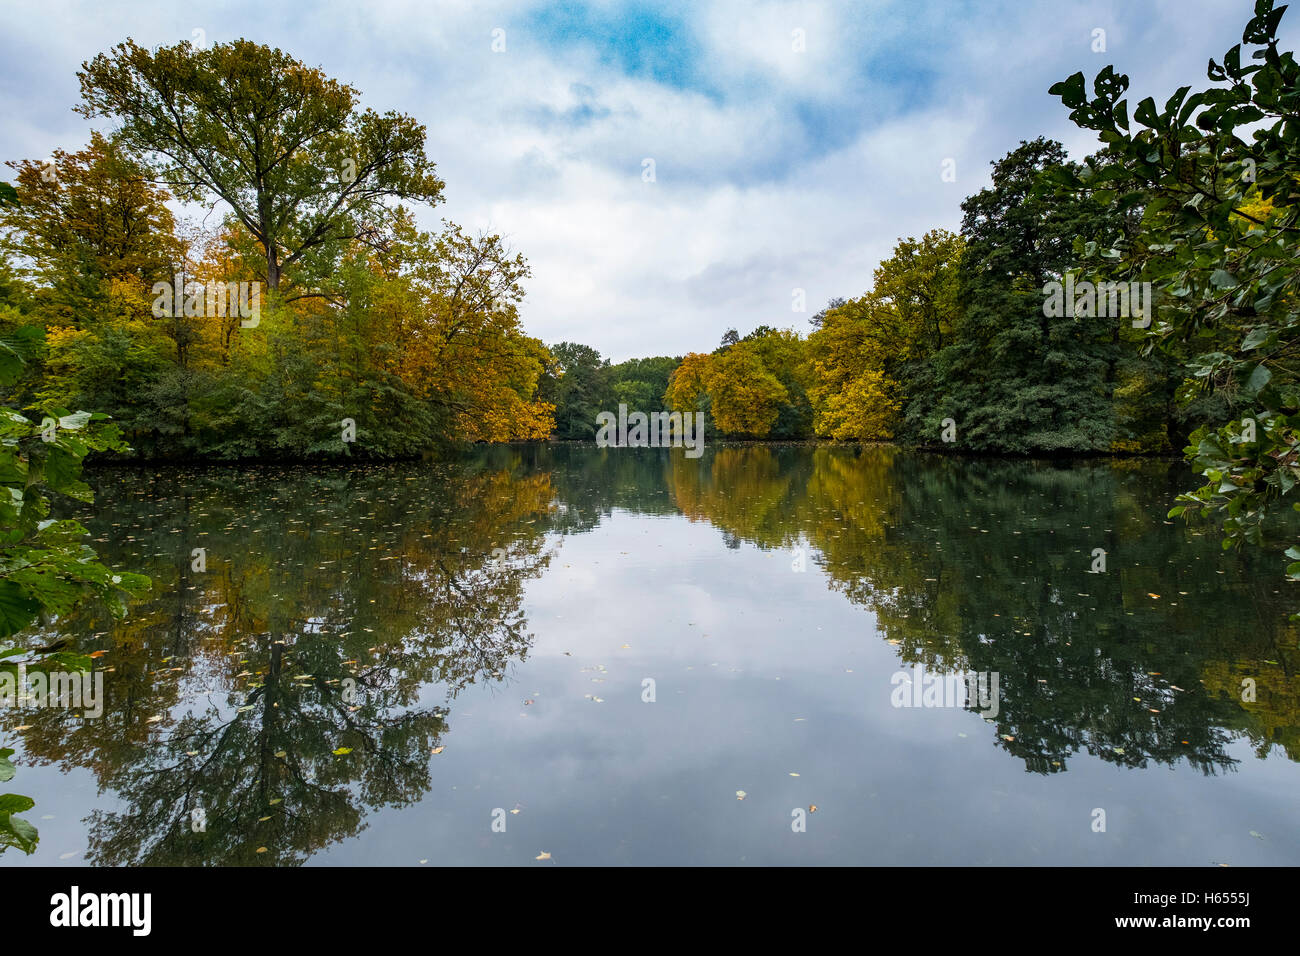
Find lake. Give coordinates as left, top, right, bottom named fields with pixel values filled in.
left=3, top=443, right=1298, bottom=866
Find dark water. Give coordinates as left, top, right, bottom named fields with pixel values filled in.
left=3, top=444, right=1298, bottom=866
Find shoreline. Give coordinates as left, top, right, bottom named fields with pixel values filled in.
left=80, top=438, right=1187, bottom=471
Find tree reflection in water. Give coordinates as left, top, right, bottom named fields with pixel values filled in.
left=3, top=444, right=1297, bottom=864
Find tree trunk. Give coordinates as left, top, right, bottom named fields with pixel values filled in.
left=266, top=242, right=280, bottom=291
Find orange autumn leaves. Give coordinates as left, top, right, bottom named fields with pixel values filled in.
left=352, top=215, right=555, bottom=442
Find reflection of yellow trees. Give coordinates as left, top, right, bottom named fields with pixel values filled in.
left=663, top=446, right=1300, bottom=770
left=1200, top=659, right=1300, bottom=761
left=801, top=448, right=967, bottom=666
left=8, top=458, right=556, bottom=864
left=667, top=447, right=803, bottom=549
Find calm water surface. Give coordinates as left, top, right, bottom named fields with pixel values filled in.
left=3, top=444, right=1298, bottom=866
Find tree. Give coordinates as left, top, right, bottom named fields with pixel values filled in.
left=539, top=342, right=610, bottom=439
left=806, top=299, right=902, bottom=440
left=869, top=229, right=963, bottom=358
left=809, top=296, right=847, bottom=329
left=76, top=39, right=444, bottom=298
left=664, top=352, right=713, bottom=422
left=903, top=138, right=1123, bottom=452
left=741, top=327, right=813, bottom=438
left=1, top=132, right=180, bottom=329
left=806, top=233, right=963, bottom=441
left=1049, top=0, right=1300, bottom=598
left=702, top=342, right=789, bottom=437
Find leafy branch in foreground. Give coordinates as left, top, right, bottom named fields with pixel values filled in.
left=1049, top=0, right=1300, bottom=607
left=0, top=183, right=150, bottom=854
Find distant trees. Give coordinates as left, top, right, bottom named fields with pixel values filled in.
left=542, top=346, right=684, bottom=440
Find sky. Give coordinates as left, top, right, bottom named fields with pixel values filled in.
left=1, top=0, right=1290, bottom=362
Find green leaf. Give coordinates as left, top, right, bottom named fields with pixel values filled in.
left=1245, top=363, right=1273, bottom=395
left=0, top=810, right=39, bottom=853
left=0, top=581, right=40, bottom=640
left=1242, top=325, right=1271, bottom=350
left=0, top=794, right=34, bottom=815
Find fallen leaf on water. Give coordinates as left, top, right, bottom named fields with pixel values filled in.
left=332, top=746, right=352, bottom=755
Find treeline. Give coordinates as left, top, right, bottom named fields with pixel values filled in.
left=548, top=135, right=1234, bottom=455
left=547, top=3, right=1300, bottom=469
left=0, top=40, right=556, bottom=461
left=538, top=346, right=680, bottom=440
